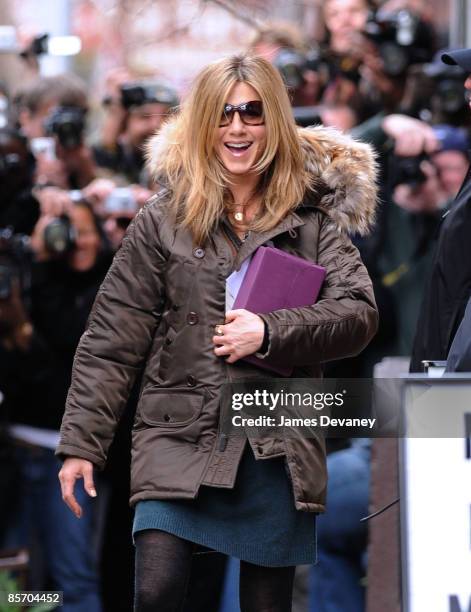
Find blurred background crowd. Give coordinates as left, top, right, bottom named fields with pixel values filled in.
left=0, top=0, right=468, bottom=610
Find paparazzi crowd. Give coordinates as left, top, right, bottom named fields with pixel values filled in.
left=0, top=1, right=470, bottom=611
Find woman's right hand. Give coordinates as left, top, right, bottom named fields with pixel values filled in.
left=58, top=457, right=97, bottom=518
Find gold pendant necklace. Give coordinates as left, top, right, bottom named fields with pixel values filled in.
left=231, top=194, right=254, bottom=224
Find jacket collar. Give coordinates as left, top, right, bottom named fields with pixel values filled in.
left=214, top=186, right=331, bottom=271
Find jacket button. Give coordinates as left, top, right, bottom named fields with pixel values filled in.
left=172, top=304, right=179, bottom=311
left=187, top=312, right=199, bottom=325
left=163, top=414, right=171, bottom=422
left=187, top=375, right=196, bottom=387
left=165, top=337, right=172, bottom=345
left=193, top=247, right=205, bottom=259
left=257, top=447, right=264, bottom=455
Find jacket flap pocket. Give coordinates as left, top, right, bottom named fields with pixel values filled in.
left=139, top=388, right=203, bottom=427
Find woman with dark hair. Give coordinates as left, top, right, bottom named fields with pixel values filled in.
left=57, top=54, right=378, bottom=611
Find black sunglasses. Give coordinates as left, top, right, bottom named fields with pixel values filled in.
left=219, top=100, right=264, bottom=127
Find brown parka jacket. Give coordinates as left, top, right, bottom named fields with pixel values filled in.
left=56, top=126, right=379, bottom=513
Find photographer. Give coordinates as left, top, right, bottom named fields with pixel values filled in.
left=249, top=22, right=325, bottom=107
left=393, top=124, right=469, bottom=213
left=322, top=0, right=371, bottom=56
left=404, top=50, right=471, bottom=127
left=15, top=74, right=97, bottom=190
left=28, top=180, right=152, bottom=258
left=321, top=2, right=436, bottom=121
left=352, top=119, right=468, bottom=360
left=93, top=74, right=179, bottom=185
left=320, top=0, right=376, bottom=118
left=0, top=196, right=112, bottom=610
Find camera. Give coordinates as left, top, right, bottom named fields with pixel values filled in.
left=273, top=48, right=323, bottom=90
left=0, top=228, right=31, bottom=302
left=43, top=216, right=75, bottom=257
left=103, top=187, right=138, bottom=216
left=119, top=82, right=179, bottom=110
left=43, top=106, right=86, bottom=149
left=102, top=188, right=139, bottom=232
left=391, top=154, right=428, bottom=188
left=423, top=58, right=468, bottom=118
left=364, top=10, right=435, bottom=77
left=0, top=28, right=81, bottom=57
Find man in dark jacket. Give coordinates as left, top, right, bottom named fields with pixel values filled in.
left=410, top=48, right=471, bottom=372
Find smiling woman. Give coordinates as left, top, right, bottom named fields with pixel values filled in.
left=150, top=54, right=309, bottom=246
left=56, top=53, right=379, bottom=612
left=216, top=85, right=266, bottom=172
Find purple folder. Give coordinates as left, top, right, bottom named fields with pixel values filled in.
left=233, top=246, right=326, bottom=376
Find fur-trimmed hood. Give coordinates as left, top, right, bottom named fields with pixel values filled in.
left=297, top=126, right=378, bottom=235
left=146, top=123, right=378, bottom=235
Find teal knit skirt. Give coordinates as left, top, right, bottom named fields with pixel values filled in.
left=133, top=444, right=317, bottom=567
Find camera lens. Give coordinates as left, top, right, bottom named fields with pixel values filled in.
left=43, top=217, right=75, bottom=256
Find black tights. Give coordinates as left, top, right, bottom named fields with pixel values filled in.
left=134, top=529, right=295, bottom=612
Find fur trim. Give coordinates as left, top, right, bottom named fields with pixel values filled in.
left=298, top=126, right=378, bottom=235
left=146, top=122, right=378, bottom=235
left=145, top=120, right=177, bottom=188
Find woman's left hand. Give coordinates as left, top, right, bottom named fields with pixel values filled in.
left=213, top=309, right=265, bottom=363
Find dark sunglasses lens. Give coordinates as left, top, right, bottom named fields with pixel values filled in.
left=242, top=101, right=263, bottom=123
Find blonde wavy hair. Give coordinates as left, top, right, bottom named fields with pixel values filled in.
left=153, top=54, right=312, bottom=245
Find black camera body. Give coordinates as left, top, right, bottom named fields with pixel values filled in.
left=364, top=10, right=435, bottom=77
left=391, top=154, right=428, bottom=189
left=120, top=82, right=179, bottom=110
left=273, top=48, right=323, bottom=90
left=423, top=60, right=468, bottom=119
left=44, top=106, right=86, bottom=149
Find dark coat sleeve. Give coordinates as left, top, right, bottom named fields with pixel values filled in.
left=56, top=200, right=167, bottom=468
left=259, top=216, right=379, bottom=368
left=410, top=192, right=471, bottom=372
left=445, top=296, right=471, bottom=372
